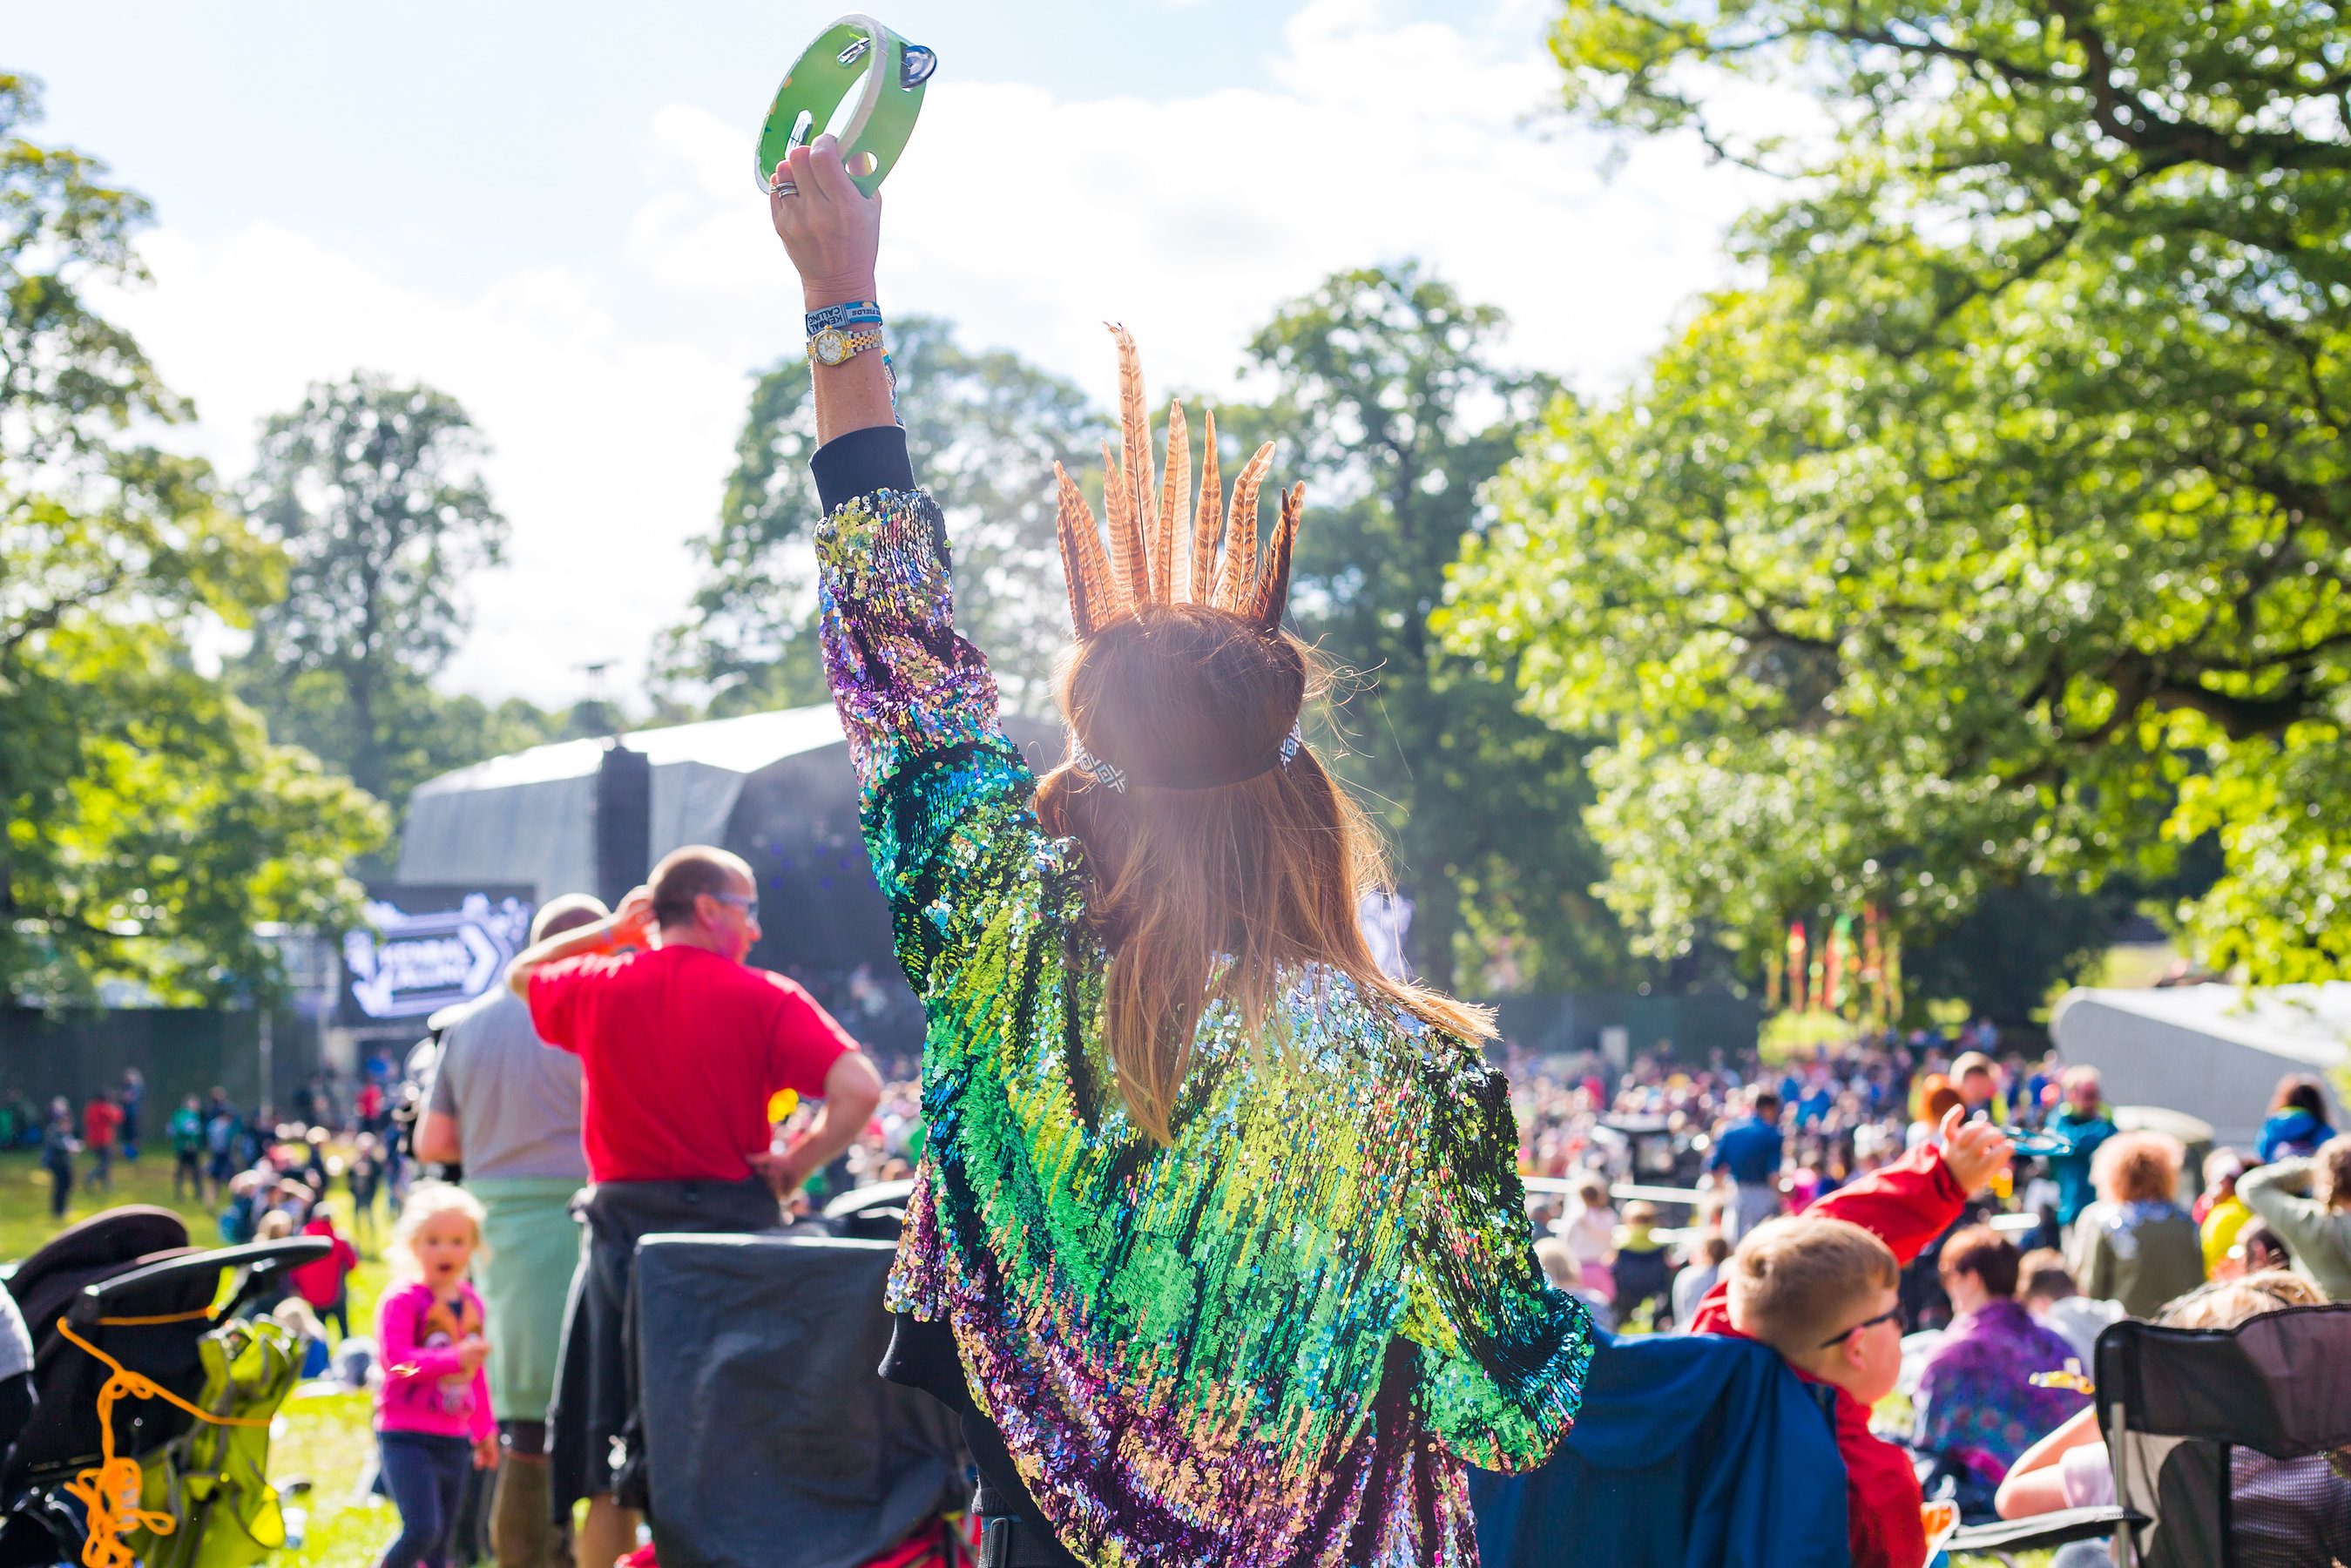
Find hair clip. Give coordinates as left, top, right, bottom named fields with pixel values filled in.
left=1069, top=733, right=1128, bottom=794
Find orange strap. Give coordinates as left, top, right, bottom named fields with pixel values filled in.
left=92, top=1308, right=215, bottom=1328
left=55, top=1318, right=272, bottom=1568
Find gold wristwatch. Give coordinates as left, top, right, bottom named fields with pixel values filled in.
left=808, top=326, right=883, bottom=368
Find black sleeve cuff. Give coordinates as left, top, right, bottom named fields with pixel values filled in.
left=812, top=424, right=915, bottom=514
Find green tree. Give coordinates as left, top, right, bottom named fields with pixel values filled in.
left=0, top=73, right=382, bottom=1002
left=665, top=316, right=1104, bottom=714
left=238, top=374, right=511, bottom=810
left=240, top=667, right=571, bottom=823
left=1238, top=266, right=1634, bottom=992
left=1442, top=0, right=2351, bottom=983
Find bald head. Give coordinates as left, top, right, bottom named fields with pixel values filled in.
left=649, top=845, right=755, bottom=930
left=531, top=893, right=610, bottom=945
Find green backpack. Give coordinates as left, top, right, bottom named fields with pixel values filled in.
left=130, top=1319, right=302, bottom=1568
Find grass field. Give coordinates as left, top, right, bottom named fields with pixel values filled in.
left=0, top=1150, right=2053, bottom=1568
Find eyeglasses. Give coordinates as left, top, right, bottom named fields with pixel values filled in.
left=711, top=892, right=760, bottom=923
left=1817, top=1304, right=1902, bottom=1349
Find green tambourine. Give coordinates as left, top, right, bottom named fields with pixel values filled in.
left=753, top=15, right=936, bottom=199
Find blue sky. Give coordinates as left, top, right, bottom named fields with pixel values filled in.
left=12, top=0, right=1767, bottom=706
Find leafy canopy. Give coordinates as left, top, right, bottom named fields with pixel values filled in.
left=238, top=373, right=510, bottom=810
left=1442, top=0, right=2351, bottom=979
left=0, top=73, right=382, bottom=1003
left=1235, top=266, right=1634, bottom=992
left=665, top=317, right=1103, bottom=715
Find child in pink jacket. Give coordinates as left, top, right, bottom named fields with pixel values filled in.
left=375, top=1182, right=496, bottom=1568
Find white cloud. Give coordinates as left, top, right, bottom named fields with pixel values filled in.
left=98, top=0, right=1774, bottom=714
left=631, top=0, right=1773, bottom=407
left=102, top=224, right=749, bottom=706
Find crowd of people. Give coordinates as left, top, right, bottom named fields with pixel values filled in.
left=1502, top=1037, right=2351, bottom=1564
left=331, top=909, right=2348, bottom=1568
left=16, top=1067, right=400, bottom=1231
left=29, top=951, right=2351, bottom=1568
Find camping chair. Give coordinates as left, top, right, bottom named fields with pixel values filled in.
left=823, top=1179, right=916, bottom=1241
left=627, top=1233, right=969, bottom=1568
left=0, top=1236, right=325, bottom=1567
left=1947, top=1301, right=2351, bottom=1565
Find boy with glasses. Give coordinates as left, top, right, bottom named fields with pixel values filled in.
left=1686, top=1107, right=2014, bottom=1568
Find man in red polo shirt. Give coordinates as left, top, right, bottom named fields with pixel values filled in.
left=506, top=843, right=882, bottom=1568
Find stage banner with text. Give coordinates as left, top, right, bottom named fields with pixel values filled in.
left=340, top=884, right=536, bottom=1025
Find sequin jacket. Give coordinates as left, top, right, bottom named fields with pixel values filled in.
left=815, top=483, right=1593, bottom=1567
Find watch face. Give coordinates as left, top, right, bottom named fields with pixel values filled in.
left=813, top=327, right=848, bottom=366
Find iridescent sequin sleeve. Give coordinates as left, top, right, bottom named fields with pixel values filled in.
left=814, top=487, right=1049, bottom=1001
left=1402, top=1047, right=1597, bottom=1472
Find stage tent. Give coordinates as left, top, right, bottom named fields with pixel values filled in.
left=399, top=707, right=854, bottom=902
left=2050, top=983, right=2351, bottom=1147
left=396, top=704, right=1056, bottom=1059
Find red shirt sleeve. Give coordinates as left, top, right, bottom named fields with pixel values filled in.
left=1689, top=1281, right=1733, bottom=1336
left=527, top=956, right=595, bottom=1053
left=1805, top=1142, right=1967, bottom=1267
left=1686, top=1144, right=1966, bottom=1339
left=763, top=976, right=857, bottom=1097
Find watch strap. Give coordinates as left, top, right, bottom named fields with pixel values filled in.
left=808, top=327, right=885, bottom=367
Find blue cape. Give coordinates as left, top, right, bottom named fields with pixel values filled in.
left=1470, top=1330, right=1853, bottom=1568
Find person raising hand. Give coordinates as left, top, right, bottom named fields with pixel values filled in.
left=777, top=132, right=1595, bottom=1568
left=1687, top=1104, right=2014, bottom=1568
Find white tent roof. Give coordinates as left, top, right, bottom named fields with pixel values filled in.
left=397, top=706, right=848, bottom=900
left=410, top=707, right=847, bottom=799
left=2050, top=983, right=2351, bottom=1146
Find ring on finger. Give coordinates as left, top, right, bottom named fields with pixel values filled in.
left=772, top=178, right=800, bottom=197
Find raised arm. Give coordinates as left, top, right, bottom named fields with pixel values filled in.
left=1807, top=1106, right=2010, bottom=1267
left=773, top=138, right=1062, bottom=1008
left=504, top=887, right=652, bottom=998
left=770, top=135, right=894, bottom=444
left=2238, top=1157, right=2334, bottom=1259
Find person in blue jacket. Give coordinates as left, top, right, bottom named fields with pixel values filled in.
left=2260, top=1075, right=2335, bottom=1164
left=2045, top=1067, right=2118, bottom=1233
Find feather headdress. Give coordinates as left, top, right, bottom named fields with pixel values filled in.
left=1055, top=325, right=1304, bottom=639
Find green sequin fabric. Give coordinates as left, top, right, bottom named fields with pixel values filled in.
left=817, top=487, right=1593, bottom=1566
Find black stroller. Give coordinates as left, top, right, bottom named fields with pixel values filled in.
left=0, top=1207, right=324, bottom=1566
left=1949, top=1301, right=2351, bottom=1565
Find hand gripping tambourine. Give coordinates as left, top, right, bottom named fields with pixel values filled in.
left=754, top=15, right=936, bottom=199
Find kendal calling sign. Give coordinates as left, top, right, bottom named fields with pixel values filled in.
left=340, top=885, right=535, bottom=1024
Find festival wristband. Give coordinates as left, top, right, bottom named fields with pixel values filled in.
left=754, top=16, right=936, bottom=199
left=806, top=301, right=882, bottom=334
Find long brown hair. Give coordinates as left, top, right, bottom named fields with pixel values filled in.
left=1034, top=603, right=1491, bottom=1145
